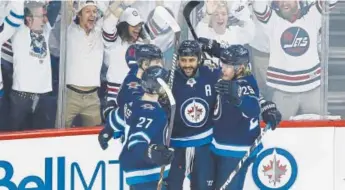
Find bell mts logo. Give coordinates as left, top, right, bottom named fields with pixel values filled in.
left=281, top=27, right=310, bottom=56
left=252, top=148, right=298, bottom=190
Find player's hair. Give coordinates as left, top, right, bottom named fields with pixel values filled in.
left=116, top=22, right=146, bottom=44
left=24, top=1, right=46, bottom=26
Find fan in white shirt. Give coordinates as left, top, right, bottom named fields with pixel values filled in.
left=196, top=0, right=255, bottom=66
left=64, top=0, right=119, bottom=128
left=103, top=4, right=145, bottom=105
left=0, top=1, right=24, bottom=95
left=9, top=1, right=53, bottom=130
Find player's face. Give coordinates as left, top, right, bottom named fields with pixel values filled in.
left=221, top=64, right=235, bottom=80
left=27, top=7, right=47, bottom=33
left=277, top=0, right=299, bottom=17
left=128, top=24, right=143, bottom=42
left=179, top=56, right=198, bottom=77
left=211, top=6, right=228, bottom=33
left=78, top=5, right=97, bottom=33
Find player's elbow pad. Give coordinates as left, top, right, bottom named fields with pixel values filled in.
left=240, top=97, right=261, bottom=118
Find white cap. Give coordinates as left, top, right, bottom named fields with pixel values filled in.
left=74, top=0, right=98, bottom=13
left=119, top=7, right=144, bottom=26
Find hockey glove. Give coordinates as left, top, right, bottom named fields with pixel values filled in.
left=198, top=37, right=221, bottom=57
left=215, top=80, right=242, bottom=106
left=261, top=101, right=282, bottom=130
left=102, top=100, right=118, bottom=120
left=98, top=126, right=114, bottom=150
left=147, top=144, right=174, bottom=166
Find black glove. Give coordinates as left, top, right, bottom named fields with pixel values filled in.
left=98, top=126, right=114, bottom=150
left=198, top=37, right=221, bottom=57
left=261, top=101, right=282, bottom=130
left=102, top=100, right=118, bottom=120
left=146, top=144, right=174, bottom=166
left=215, top=80, right=242, bottom=106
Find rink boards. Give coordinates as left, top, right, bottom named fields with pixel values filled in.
left=0, top=122, right=344, bottom=190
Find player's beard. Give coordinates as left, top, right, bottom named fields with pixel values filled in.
left=181, top=66, right=197, bottom=77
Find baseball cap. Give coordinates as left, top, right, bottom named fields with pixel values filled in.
left=119, top=7, right=144, bottom=26
left=74, top=0, right=98, bottom=13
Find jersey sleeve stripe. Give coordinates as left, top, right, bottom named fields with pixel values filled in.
left=316, top=0, right=337, bottom=13
left=108, top=109, right=125, bottom=132
left=5, top=17, right=21, bottom=28
left=254, top=6, right=272, bottom=23
left=102, top=31, right=117, bottom=42
left=127, top=140, right=147, bottom=150
left=9, top=10, right=24, bottom=19
left=128, top=132, right=151, bottom=144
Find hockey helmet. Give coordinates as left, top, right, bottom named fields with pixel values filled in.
left=125, top=44, right=141, bottom=69
left=141, top=66, right=169, bottom=94
left=220, top=45, right=250, bottom=67
left=178, top=40, right=202, bottom=62
left=136, top=44, right=164, bottom=68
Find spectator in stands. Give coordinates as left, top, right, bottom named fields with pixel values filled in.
left=196, top=1, right=254, bottom=47
left=249, top=1, right=272, bottom=100
left=65, top=1, right=117, bottom=127
left=103, top=3, right=144, bottom=116
left=195, top=0, right=254, bottom=66
left=252, top=0, right=337, bottom=119
left=9, top=1, right=58, bottom=130
left=0, top=1, right=24, bottom=130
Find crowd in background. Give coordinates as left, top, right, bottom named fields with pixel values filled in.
left=0, top=0, right=339, bottom=131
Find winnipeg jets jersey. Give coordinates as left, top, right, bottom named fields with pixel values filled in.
left=211, top=75, right=262, bottom=158
left=0, top=1, right=24, bottom=94
left=106, top=66, right=143, bottom=138
left=254, top=1, right=337, bottom=93
left=170, top=66, right=219, bottom=147
left=120, top=100, right=169, bottom=186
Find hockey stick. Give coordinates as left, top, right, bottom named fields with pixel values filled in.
left=148, top=6, right=181, bottom=89
left=219, top=123, right=272, bottom=190
left=183, top=1, right=207, bottom=60
left=183, top=1, right=202, bottom=41
left=156, top=78, right=177, bottom=190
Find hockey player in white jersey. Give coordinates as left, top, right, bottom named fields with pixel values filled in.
left=253, top=0, right=337, bottom=119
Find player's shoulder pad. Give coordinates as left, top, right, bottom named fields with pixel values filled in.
left=199, top=65, right=221, bottom=78
left=138, top=101, right=161, bottom=112
left=123, top=76, right=141, bottom=91
left=237, top=74, right=260, bottom=95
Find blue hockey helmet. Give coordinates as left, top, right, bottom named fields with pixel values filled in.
left=125, top=44, right=141, bottom=68
left=141, top=65, right=169, bottom=94
left=178, top=40, right=202, bottom=62
left=220, top=45, right=250, bottom=66
left=136, top=44, right=164, bottom=68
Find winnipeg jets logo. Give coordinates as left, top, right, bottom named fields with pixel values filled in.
left=186, top=78, right=197, bottom=87
left=181, top=97, right=209, bottom=128
left=280, top=27, right=310, bottom=56
left=127, top=82, right=140, bottom=89
left=141, top=104, right=155, bottom=110
left=262, top=153, right=288, bottom=186
left=252, top=148, right=298, bottom=190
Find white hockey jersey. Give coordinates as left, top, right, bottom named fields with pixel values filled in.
left=254, top=0, right=337, bottom=93
left=12, top=23, right=52, bottom=93
left=0, top=1, right=24, bottom=93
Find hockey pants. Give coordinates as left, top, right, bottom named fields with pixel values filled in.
left=166, top=144, right=215, bottom=190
